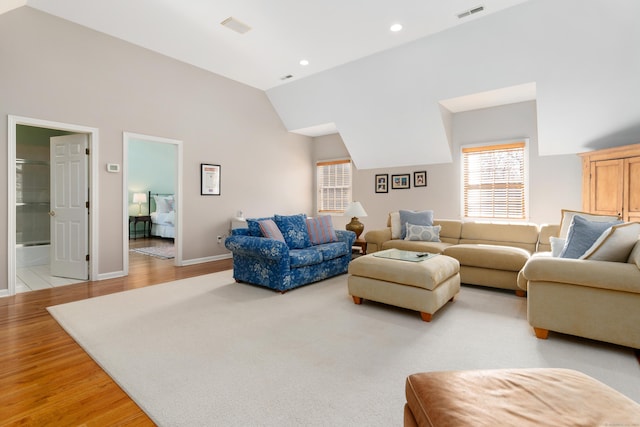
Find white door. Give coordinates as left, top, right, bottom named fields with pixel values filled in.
left=50, top=134, right=89, bottom=280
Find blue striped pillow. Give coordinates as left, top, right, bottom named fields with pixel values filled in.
left=306, top=216, right=338, bottom=245
left=258, top=219, right=285, bottom=242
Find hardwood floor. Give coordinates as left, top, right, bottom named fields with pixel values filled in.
left=0, top=239, right=232, bottom=426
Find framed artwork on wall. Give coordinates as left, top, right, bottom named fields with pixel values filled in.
left=375, top=174, right=388, bottom=193
left=391, top=174, right=410, bottom=190
left=414, top=171, right=427, bottom=187
left=200, top=163, right=221, bottom=195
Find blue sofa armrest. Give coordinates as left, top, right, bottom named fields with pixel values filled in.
left=335, top=229, right=357, bottom=248
left=224, top=235, right=289, bottom=261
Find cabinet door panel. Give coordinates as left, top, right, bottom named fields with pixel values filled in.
left=590, top=159, right=623, bottom=216
left=625, top=157, right=640, bottom=222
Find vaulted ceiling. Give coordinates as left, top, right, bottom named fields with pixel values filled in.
left=3, top=0, right=640, bottom=169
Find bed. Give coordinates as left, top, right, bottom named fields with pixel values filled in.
left=148, top=192, right=175, bottom=239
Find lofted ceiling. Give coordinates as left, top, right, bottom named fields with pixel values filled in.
left=4, top=0, right=530, bottom=91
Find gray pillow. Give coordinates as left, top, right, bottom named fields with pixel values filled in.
left=559, top=215, right=621, bottom=259
left=399, top=210, right=434, bottom=239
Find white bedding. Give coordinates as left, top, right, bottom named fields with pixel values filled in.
left=150, top=195, right=175, bottom=238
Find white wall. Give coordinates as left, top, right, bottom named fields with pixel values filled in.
left=270, top=0, right=640, bottom=169
left=315, top=101, right=582, bottom=232
left=0, top=7, right=313, bottom=289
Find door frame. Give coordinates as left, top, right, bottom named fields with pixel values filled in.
left=7, top=115, right=99, bottom=297
left=122, top=132, right=183, bottom=274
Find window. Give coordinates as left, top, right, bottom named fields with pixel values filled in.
left=317, top=159, right=352, bottom=213
left=462, top=142, right=526, bottom=220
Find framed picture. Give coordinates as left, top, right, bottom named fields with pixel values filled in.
left=375, top=174, right=388, bottom=193
left=414, top=171, right=427, bottom=187
left=391, top=174, right=410, bottom=190
left=201, top=163, right=221, bottom=195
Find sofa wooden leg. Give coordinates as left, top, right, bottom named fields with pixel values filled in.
left=515, top=289, right=526, bottom=297
left=420, top=312, right=433, bottom=322
left=534, top=327, right=549, bottom=339
left=352, top=296, right=363, bottom=305
left=449, top=295, right=456, bottom=302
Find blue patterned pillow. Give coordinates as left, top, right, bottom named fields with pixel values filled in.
left=258, top=219, right=285, bottom=242
left=559, top=215, right=621, bottom=259
left=399, top=210, right=434, bottom=239
left=306, top=216, right=338, bottom=244
left=246, top=217, right=273, bottom=237
left=274, top=214, right=312, bottom=249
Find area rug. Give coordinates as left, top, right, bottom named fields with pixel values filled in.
left=129, top=245, right=174, bottom=259
left=47, top=271, right=640, bottom=426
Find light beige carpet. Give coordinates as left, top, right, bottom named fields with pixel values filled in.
left=48, top=270, right=640, bottom=426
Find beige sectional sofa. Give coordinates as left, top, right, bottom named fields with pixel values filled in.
left=365, top=213, right=640, bottom=349
left=365, top=217, right=548, bottom=296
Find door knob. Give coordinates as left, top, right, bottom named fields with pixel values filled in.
left=48, top=210, right=56, bottom=217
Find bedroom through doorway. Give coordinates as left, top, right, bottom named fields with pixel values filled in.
left=123, top=132, right=183, bottom=275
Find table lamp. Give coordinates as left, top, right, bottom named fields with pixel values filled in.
left=344, top=201, right=368, bottom=239
left=133, top=192, right=147, bottom=216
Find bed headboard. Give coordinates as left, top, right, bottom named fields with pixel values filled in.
left=148, top=191, right=175, bottom=215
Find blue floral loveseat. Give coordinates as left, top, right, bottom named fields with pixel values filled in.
left=224, top=214, right=356, bottom=292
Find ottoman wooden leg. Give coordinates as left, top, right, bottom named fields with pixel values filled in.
left=352, top=296, right=363, bottom=305
left=420, top=312, right=433, bottom=322
left=534, top=327, right=549, bottom=339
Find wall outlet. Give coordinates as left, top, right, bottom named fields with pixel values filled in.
left=217, top=235, right=222, bottom=244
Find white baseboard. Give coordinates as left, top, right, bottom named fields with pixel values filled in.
left=97, top=270, right=126, bottom=281
left=181, top=253, right=232, bottom=266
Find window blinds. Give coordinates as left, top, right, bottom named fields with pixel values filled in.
left=462, top=142, right=526, bottom=219
left=317, top=159, right=352, bottom=213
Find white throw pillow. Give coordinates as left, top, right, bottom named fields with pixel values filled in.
left=549, top=236, right=565, bottom=257
left=581, top=222, right=640, bottom=262
left=390, top=212, right=402, bottom=240
left=559, top=209, right=619, bottom=239
left=404, top=223, right=441, bottom=242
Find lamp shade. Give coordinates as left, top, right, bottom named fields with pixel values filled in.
left=133, top=193, right=147, bottom=203
left=344, top=201, right=367, bottom=218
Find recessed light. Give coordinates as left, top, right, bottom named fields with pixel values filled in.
left=390, top=23, right=403, bottom=32
left=299, top=59, right=309, bottom=66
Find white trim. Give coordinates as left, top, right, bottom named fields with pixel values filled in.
left=97, top=270, right=126, bottom=281
left=180, top=253, right=232, bottom=266
left=122, top=132, right=183, bottom=274
left=7, top=115, right=99, bottom=297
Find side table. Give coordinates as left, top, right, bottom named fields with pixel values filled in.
left=352, top=238, right=367, bottom=255
left=129, top=215, right=152, bottom=239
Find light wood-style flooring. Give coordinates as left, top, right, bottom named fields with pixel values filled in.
left=0, top=238, right=232, bottom=426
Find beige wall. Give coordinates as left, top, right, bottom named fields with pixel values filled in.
left=314, top=101, right=583, bottom=233
left=0, top=7, right=313, bottom=289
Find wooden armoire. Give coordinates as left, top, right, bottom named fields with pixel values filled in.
left=579, top=143, right=640, bottom=222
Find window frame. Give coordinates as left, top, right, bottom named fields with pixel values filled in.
left=316, top=158, right=352, bottom=214
left=460, top=140, right=529, bottom=221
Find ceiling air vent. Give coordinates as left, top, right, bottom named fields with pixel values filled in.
left=220, top=17, right=252, bottom=34
left=457, top=5, right=484, bottom=19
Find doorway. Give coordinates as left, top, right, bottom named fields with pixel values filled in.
left=122, top=132, right=183, bottom=275
left=7, top=115, right=99, bottom=297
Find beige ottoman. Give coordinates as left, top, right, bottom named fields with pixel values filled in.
left=347, top=251, right=460, bottom=321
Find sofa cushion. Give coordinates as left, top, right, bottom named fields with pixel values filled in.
left=581, top=222, right=640, bottom=262
left=289, top=248, right=323, bottom=268
left=405, top=224, right=441, bottom=242
left=258, top=219, right=285, bottom=242
left=629, top=240, right=640, bottom=268
left=399, top=210, right=434, bottom=239
left=247, top=216, right=274, bottom=237
left=306, top=216, right=338, bottom=244
left=559, top=209, right=620, bottom=239
left=275, top=214, right=312, bottom=249
left=390, top=211, right=402, bottom=239
left=559, top=216, right=621, bottom=259
left=315, top=241, right=349, bottom=261
left=444, top=244, right=530, bottom=271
